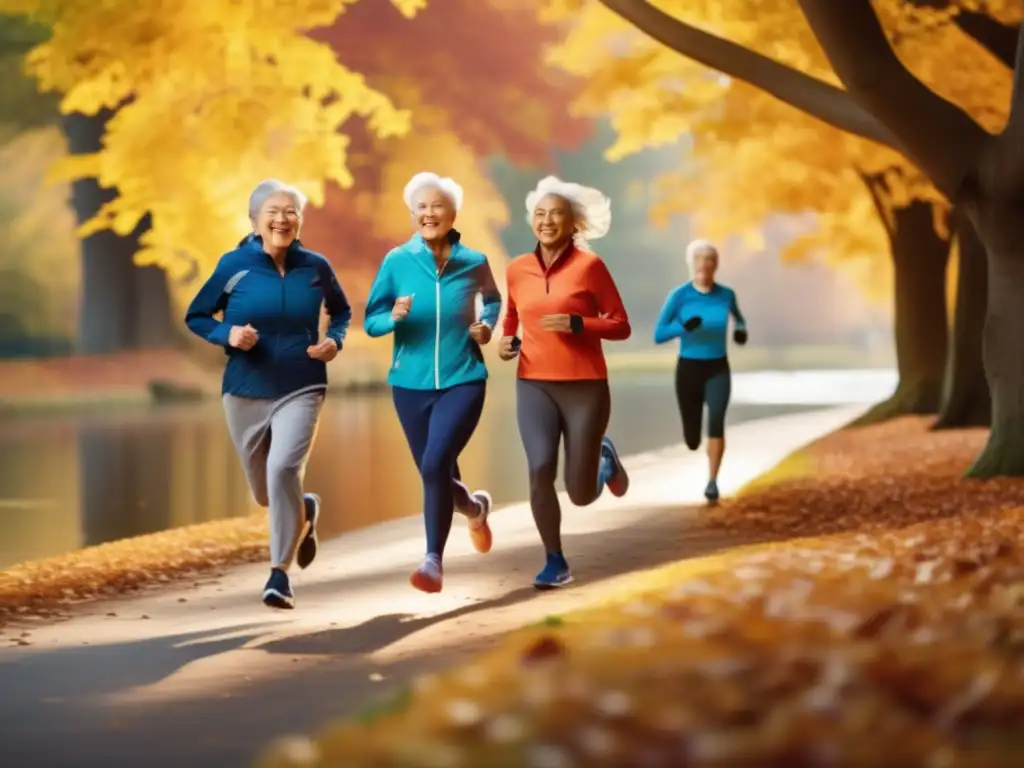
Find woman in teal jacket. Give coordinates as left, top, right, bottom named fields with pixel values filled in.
left=365, top=172, right=502, bottom=593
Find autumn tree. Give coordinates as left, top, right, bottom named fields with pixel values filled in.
left=786, top=0, right=1024, bottom=475
left=548, top=1, right=1011, bottom=434
left=544, top=0, right=1007, bottom=428
left=0, top=0, right=424, bottom=354
left=299, top=0, right=590, bottom=321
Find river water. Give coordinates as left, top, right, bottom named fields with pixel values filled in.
left=0, top=369, right=896, bottom=569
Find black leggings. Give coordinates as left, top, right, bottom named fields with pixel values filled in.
left=516, top=379, right=611, bottom=554
left=675, top=357, right=731, bottom=450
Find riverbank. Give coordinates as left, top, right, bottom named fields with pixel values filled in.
left=0, top=407, right=856, bottom=628
left=257, top=417, right=1024, bottom=767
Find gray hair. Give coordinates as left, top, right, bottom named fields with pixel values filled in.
left=685, top=238, right=719, bottom=272
left=248, top=179, right=308, bottom=219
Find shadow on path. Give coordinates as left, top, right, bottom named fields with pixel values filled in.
left=0, top=504, right=759, bottom=768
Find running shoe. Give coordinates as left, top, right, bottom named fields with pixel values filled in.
left=295, top=493, right=321, bottom=570
left=704, top=478, right=720, bottom=503
left=467, top=490, right=493, bottom=554
left=410, top=554, right=443, bottom=593
left=534, top=552, right=573, bottom=590
left=262, top=567, right=294, bottom=609
left=602, top=436, right=630, bottom=497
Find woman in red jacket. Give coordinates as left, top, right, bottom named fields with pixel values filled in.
left=498, top=176, right=631, bottom=589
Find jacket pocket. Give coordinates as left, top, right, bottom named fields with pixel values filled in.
left=393, top=343, right=404, bottom=370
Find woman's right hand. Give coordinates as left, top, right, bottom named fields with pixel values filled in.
left=228, top=324, right=259, bottom=350
left=391, top=295, right=413, bottom=322
left=498, top=336, right=519, bottom=361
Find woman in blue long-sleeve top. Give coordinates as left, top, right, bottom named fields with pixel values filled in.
left=654, top=238, right=747, bottom=503
left=365, top=171, right=502, bottom=594
left=185, top=179, right=351, bottom=610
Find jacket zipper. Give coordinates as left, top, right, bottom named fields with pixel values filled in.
left=275, top=258, right=287, bottom=395
left=434, top=259, right=449, bottom=389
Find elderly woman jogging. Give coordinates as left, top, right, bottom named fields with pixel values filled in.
left=498, top=176, right=631, bottom=590
left=653, top=238, right=748, bottom=503
left=185, top=179, right=351, bottom=610
left=364, top=172, right=502, bottom=594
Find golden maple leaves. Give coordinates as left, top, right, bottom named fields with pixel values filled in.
left=0, top=0, right=420, bottom=281
left=255, top=417, right=1024, bottom=766
left=541, top=0, right=1013, bottom=301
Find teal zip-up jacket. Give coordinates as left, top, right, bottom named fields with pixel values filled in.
left=364, top=233, right=502, bottom=390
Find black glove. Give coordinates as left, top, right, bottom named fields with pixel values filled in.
left=682, top=316, right=702, bottom=332
left=734, top=328, right=748, bottom=345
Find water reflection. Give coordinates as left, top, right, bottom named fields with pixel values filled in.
left=0, top=371, right=884, bottom=569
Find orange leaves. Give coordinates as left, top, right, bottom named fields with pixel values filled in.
left=0, top=511, right=269, bottom=629
left=707, top=416, right=1010, bottom=540
left=256, top=418, right=1024, bottom=766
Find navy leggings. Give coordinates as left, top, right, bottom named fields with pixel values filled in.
left=393, top=381, right=487, bottom=558
left=675, top=356, right=731, bottom=450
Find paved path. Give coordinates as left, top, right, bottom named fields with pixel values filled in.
left=0, top=406, right=860, bottom=768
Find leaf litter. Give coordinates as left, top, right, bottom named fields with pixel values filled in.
left=256, top=417, right=1024, bottom=767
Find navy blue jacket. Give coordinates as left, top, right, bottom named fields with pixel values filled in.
left=185, top=237, right=352, bottom=399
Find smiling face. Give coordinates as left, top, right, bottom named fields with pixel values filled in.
left=691, top=248, right=718, bottom=285
left=413, top=186, right=456, bottom=243
left=254, top=191, right=301, bottom=251
left=532, top=193, right=576, bottom=248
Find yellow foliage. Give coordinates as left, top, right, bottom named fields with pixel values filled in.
left=541, top=0, right=1012, bottom=301
left=0, top=0, right=420, bottom=280
left=0, top=127, right=80, bottom=337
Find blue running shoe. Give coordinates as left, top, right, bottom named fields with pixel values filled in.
left=262, top=567, right=294, bottom=609
left=534, top=553, right=573, bottom=590
left=704, top=478, right=720, bottom=503
left=601, top=437, right=629, bottom=497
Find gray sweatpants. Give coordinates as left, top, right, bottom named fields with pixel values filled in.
left=516, top=379, right=611, bottom=554
left=223, top=388, right=324, bottom=569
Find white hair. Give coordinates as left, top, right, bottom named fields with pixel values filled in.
left=525, top=175, right=611, bottom=252
left=404, top=172, right=464, bottom=212
left=686, top=238, right=719, bottom=273
left=248, top=179, right=307, bottom=219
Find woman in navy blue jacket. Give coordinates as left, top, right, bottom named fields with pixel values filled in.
left=185, top=179, right=351, bottom=610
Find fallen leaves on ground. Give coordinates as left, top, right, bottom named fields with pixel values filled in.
left=0, top=513, right=269, bottom=628
left=255, top=417, right=1024, bottom=767
left=707, top=416, right=1011, bottom=539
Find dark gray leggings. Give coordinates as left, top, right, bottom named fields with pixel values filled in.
left=516, top=379, right=611, bottom=554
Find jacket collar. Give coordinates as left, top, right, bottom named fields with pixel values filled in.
left=532, top=240, right=576, bottom=274
left=244, top=235, right=304, bottom=268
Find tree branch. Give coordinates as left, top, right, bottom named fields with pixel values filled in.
left=595, top=0, right=904, bottom=152
left=857, top=170, right=896, bottom=240
left=1003, top=18, right=1024, bottom=138
left=796, top=0, right=989, bottom=199
left=904, top=0, right=1017, bottom=69
left=955, top=11, right=1017, bottom=68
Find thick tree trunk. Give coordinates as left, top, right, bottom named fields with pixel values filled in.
left=934, top=213, right=990, bottom=429
left=851, top=196, right=950, bottom=425
left=964, top=210, right=1024, bottom=477
left=61, top=111, right=178, bottom=353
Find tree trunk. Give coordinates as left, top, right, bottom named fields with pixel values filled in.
left=851, top=198, right=950, bottom=426
left=61, top=110, right=178, bottom=354
left=933, top=212, right=990, bottom=429
left=964, top=209, right=1024, bottom=477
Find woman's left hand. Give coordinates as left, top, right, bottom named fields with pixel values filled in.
left=469, top=322, right=492, bottom=345
left=540, top=314, right=572, bottom=332
left=307, top=338, right=339, bottom=362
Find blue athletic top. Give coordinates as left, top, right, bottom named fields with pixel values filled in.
left=364, top=233, right=502, bottom=391
left=653, top=281, right=746, bottom=360
left=185, top=237, right=351, bottom=399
